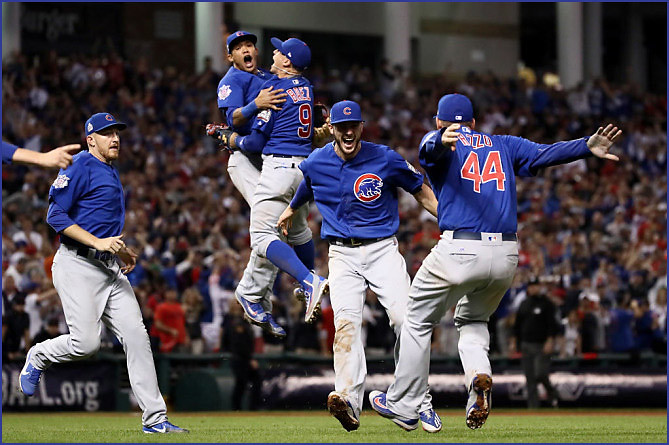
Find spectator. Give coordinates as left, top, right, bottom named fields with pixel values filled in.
left=32, top=316, right=61, bottom=344
left=152, top=288, right=187, bottom=353
left=4, top=295, right=31, bottom=359
left=182, top=287, right=204, bottom=354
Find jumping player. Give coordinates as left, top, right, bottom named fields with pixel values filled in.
left=218, top=37, right=329, bottom=323
left=216, top=30, right=289, bottom=337
left=277, top=100, right=442, bottom=433
left=19, top=113, right=188, bottom=434
left=370, top=93, right=622, bottom=430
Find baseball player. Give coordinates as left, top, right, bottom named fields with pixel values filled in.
left=2, top=140, right=81, bottom=169
left=18, top=113, right=188, bottom=434
left=369, top=93, right=622, bottom=430
left=216, top=37, right=329, bottom=323
left=215, top=30, right=289, bottom=337
left=276, top=100, right=442, bottom=433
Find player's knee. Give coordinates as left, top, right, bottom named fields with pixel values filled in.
left=71, top=335, right=100, bottom=358
left=251, top=231, right=277, bottom=258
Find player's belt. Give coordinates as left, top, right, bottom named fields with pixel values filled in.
left=61, top=240, right=115, bottom=262
left=452, top=231, right=517, bottom=241
left=328, top=236, right=389, bottom=247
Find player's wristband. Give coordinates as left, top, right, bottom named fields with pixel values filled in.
left=240, top=101, right=259, bottom=119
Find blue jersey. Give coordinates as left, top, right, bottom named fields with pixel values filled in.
left=216, top=67, right=270, bottom=135
left=299, top=141, right=424, bottom=239
left=419, top=126, right=592, bottom=233
left=248, top=75, right=313, bottom=157
left=46, top=151, right=125, bottom=244
left=2, top=141, right=18, bottom=164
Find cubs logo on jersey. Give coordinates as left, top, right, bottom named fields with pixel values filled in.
left=218, top=84, right=232, bottom=101
left=354, top=173, right=383, bottom=203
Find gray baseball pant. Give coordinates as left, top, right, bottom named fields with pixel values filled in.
left=31, top=244, right=167, bottom=427
left=387, top=231, right=518, bottom=418
left=228, top=151, right=279, bottom=306
left=328, top=236, right=433, bottom=417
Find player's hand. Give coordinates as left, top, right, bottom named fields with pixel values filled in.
left=255, top=86, right=287, bottom=111
left=118, top=246, right=138, bottom=274
left=41, top=144, right=82, bottom=169
left=587, top=124, right=622, bottom=161
left=277, top=206, right=296, bottom=236
left=441, top=123, right=460, bottom=151
left=95, top=234, right=126, bottom=254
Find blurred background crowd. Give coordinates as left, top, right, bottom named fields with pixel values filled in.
left=2, top=49, right=666, bottom=363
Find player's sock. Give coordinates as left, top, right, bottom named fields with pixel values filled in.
left=293, top=239, right=315, bottom=270
left=266, top=240, right=311, bottom=283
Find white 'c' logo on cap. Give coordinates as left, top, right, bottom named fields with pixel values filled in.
left=343, top=107, right=352, bottom=115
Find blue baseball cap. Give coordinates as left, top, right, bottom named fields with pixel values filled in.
left=85, top=113, right=126, bottom=136
left=436, top=93, right=474, bottom=122
left=330, top=100, right=364, bottom=125
left=226, top=30, right=257, bottom=54
left=271, top=37, right=311, bottom=70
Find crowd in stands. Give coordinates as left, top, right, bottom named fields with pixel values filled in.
left=2, top=49, right=666, bottom=363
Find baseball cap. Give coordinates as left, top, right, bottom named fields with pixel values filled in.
left=85, top=113, right=126, bottom=136
left=226, top=30, right=257, bottom=54
left=330, top=100, right=364, bottom=125
left=271, top=37, right=311, bottom=70
left=436, top=93, right=474, bottom=122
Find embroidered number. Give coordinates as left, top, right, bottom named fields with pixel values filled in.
left=460, top=151, right=506, bottom=193
left=297, top=104, right=312, bottom=138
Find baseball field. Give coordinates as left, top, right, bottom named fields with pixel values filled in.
left=2, top=409, right=666, bottom=443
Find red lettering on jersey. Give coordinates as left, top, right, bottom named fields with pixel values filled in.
left=483, top=135, right=492, bottom=146
left=472, top=134, right=484, bottom=149
left=481, top=151, right=506, bottom=191
left=457, top=133, right=470, bottom=146
left=461, top=152, right=482, bottom=193
left=460, top=151, right=506, bottom=193
left=286, top=88, right=299, bottom=102
left=286, top=87, right=312, bottom=103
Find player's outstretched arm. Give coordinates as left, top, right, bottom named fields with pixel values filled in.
left=586, top=124, right=622, bottom=161
left=12, top=144, right=81, bottom=169
left=412, top=183, right=439, bottom=218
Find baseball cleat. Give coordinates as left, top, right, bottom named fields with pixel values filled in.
left=19, top=346, right=43, bottom=397
left=302, top=272, right=328, bottom=323
left=369, top=390, right=418, bottom=431
left=142, top=420, right=189, bottom=434
left=265, top=313, right=287, bottom=338
left=419, top=408, right=442, bottom=433
left=327, top=391, right=360, bottom=432
left=465, top=373, right=492, bottom=430
left=236, top=293, right=286, bottom=338
left=235, top=292, right=268, bottom=324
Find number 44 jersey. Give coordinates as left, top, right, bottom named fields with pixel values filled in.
left=419, top=125, right=592, bottom=233
left=250, top=75, right=314, bottom=157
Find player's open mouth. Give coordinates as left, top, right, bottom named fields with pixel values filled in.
left=243, top=55, right=253, bottom=67
left=341, top=136, right=356, bottom=149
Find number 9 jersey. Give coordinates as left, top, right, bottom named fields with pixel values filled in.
left=419, top=125, right=591, bottom=234
left=251, top=75, right=314, bottom=157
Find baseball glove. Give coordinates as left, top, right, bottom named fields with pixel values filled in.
left=205, top=123, right=235, bottom=152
